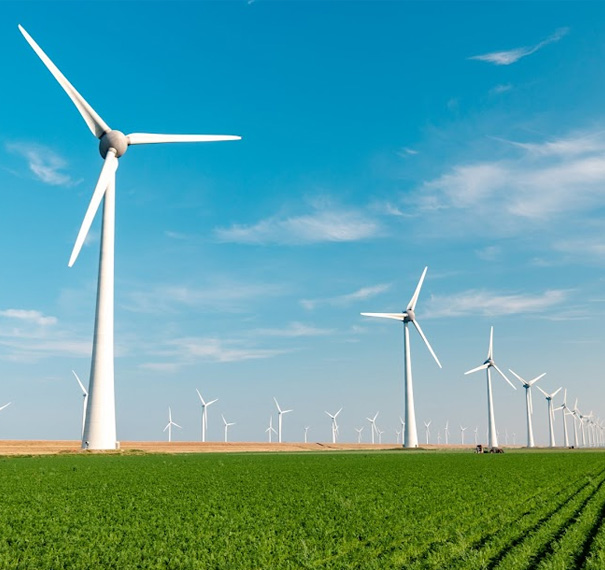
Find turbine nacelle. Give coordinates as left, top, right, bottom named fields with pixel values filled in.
left=100, top=130, right=128, bottom=158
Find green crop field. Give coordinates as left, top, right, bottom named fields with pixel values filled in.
left=0, top=451, right=604, bottom=569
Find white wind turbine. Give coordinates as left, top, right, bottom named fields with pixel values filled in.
left=304, top=426, right=310, bottom=444
left=465, top=327, right=516, bottom=448
left=362, top=267, right=441, bottom=448
left=508, top=369, right=546, bottom=448
left=367, top=412, right=379, bottom=444
left=222, top=414, right=235, bottom=443
left=72, top=370, right=88, bottom=438
left=163, top=407, right=182, bottom=443
left=265, top=417, right=277, bottom=443
left=460, top=425, right=468, bottom=445
left=273, top=398, right=292, bottom=443
left=536, top=385, right=562, bottom=447
left=572, top=398, right=580, bottom=447
left=325, top=408, right=342, bottom=444
left=195, top=389, right=218, bottom=443
left=355, top=426, right=364, bottom=443
left=554, top=389, right=571, bottom=447
left=19, top=26, right=240, bottom=451
left=424, top=420, right=431, bottom=445
left=445, top=420, right=450, bottom=445
left=377, top=427, right=385, bottom=444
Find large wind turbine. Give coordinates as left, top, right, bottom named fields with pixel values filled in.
left=195, top=389, right=218, bottom=443
left=163, top=407, right=182, bottom=443
left=465, top=327, right=516, bottom=448
left=72, top=370, right=88, bottom=438
left=362, top=267, right=441, bottom=448
left=273, top=398, right=293, bottom=443
left=536, top=385, right=562, bottom=447
left=509, top=369, right=546, bottom=448
left=19, top=26, right=240, bottom=450
left=554, top=388, right=570, bottom=448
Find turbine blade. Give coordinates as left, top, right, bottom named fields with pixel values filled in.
left=335, top=408, right=343, bottom=418
left=207, top=398, right=218, bottom=406
left=127, top=133, right=241, bottom=145
left=18, top=25, right=110, bottom=138
left=528, top=373, right=547, bottom=386
left=412, top=320, right=442, bottom=368
left=492, top=363, right=516, bottom=389
left=360, top=312, right=406, bottom=321
left=173, top=422, right=182, bottom=429
left=488, top=326, right=494, bottom=360
left=536, top=385, right=548, bottom=398
left=273, top=397, right=282, bottom=413
left=163, top=423, right=170, bottom=431
left=68, top=151, right=118, bottom=267
left=195, top=388, right=205, bottom=405
left=72, top=370, right=87, bottom=395
left=0, top=402, right=11, bottom=412
left=552, top=387, right=563, bottom=399
left=407, top=266, right=428, bottom=311
left=464, top=363, right=489, bottom=375
left=508, top=369, right=527, bottom=387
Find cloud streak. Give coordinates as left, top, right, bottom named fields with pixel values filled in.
left=425, top=289, right=567, bottom=318
left=214, top=203, right=381, bottom=245
left=301, top=284, right=391, bottom=310
left=469, top=28, right=568, bottom=65
left=6, top=142, right=74, bottom=186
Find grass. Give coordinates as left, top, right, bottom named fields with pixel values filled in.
left=0, top=450, right=603, bottom=568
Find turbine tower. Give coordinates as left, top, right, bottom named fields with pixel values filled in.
left=509, top=369, right=546, bottom=448
left=304, top=426, right=310, bottom=444
left=19, top=26, right=240, bottom=450
left=163, top=407, right=182, bottom=443
left=362, top=267, right=441, bottom=448
left=72, top=370, right=88, bottom=438
left=195, top=389, right=218, bottom=443
left=536, top=385, right=562, bottom=447
left=273, top=398, right=292, bottom=443
left=465, top=327, right=516, bottom=448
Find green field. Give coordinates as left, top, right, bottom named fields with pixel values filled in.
left=0, top=451, right=604, bottom=569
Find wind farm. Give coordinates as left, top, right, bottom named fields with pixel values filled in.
left=3, top=2, right=605, bottom=568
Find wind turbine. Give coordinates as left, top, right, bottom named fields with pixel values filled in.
left=222, top=414, right=235, bottom=443
left=195, top=389, right=218, bottom=443
left=72, top=370, right=88, bottom=438
left=536, top=385, right=562, bottom=447
left=19, top=25, right=240, bottom=451
left=273, top=398, right=292, bottom=443
left=367, top=412, right=379, bottom=444
left=362, top=267, right=441, bottom=448
left=554, top=389, right=570, bottom=447
left=377, top=427, right=385, bottom=444
left=163, top=407, right=182, bottom=443
left=445, top=420, right=450, bottom=445
left=355, top=426, right=364, bottom=443
left=460, top=425, right=468, bottom=445
left=508, top=369, right=546, bottom=448
left=572, top=398, right=580, bottom=447
left=424, top=420, right=431, bottom=445
left=265, top=417, right=277, bottom=443
left=304, top=426, right=310, bottom=443
left=465, top=327, right=516, bottom=448
left=325, top=408, right=342, bottom=444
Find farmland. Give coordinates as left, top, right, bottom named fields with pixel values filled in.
left=0, top=451, right=604, bottom=568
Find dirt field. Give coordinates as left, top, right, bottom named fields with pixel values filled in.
left=0, top=440, right=485, bottom=455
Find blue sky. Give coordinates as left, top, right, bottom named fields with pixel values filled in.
left=0, top=1, right=604, bottom=445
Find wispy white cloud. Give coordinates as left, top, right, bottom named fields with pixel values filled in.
left=490, top=84, right=513, bottom=95
left=415, top=131, right=605, bottom=226
left=475, top=246, right=501, bottom=261
left=469, top=28, right=568, bottom=65
left=0, top=309, right=57, bottom=326
left=397, top=147, right=419, bottom=157
left=301, top=284, right=391, bottom=310
left=164, top=231, right=188, bottom=240
left=214, top=202, right=381, bottom=245
left=251, top=322, right=333, bottom=337
left=6, top=142, right=75, bottom=186
left=425, top=289, right=567, bottom=318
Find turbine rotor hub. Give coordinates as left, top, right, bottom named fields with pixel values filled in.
left=404, top=309, right=415, bottom=322
left=99, top=130, right=128, bottom=158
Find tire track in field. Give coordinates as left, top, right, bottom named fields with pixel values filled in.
left=410, top=466, right=604, bottom=570
left=496, top=469, right=605, bottom=570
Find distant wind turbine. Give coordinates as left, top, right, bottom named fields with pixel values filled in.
left=222, top=414, right=235, bottom=443
left=554, top=388, right=571, bottom=447
left=362, top=267, right=441, bottom=448
left=265, top=417, right=277, bottom=443
left=445, top=420, right=450, bottom=445
left=72, top=370, right=88, bottom=438
left=19, top=25, right=240, bottom=451
left=355, top=426, right=364, bottom=443
left=367, top=412, right=379, bottom=444
left=304, top=426, right=310, bottom=443
left=163, top=407, right=182, bottom=443
left=536, top=385, right=562, bottom=447
left=424, top=420, right=431, bottom=445
left=509, top=369, right=546, bottom=448
left=195, top=389, right=218, bottom=443
left=465, top=327, right=516, bottom=448
left=460, top=425, right=468, bottom=445
left=325, top=408, right=342, bottom=444
left=273, top=398, right=292, bottom=443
